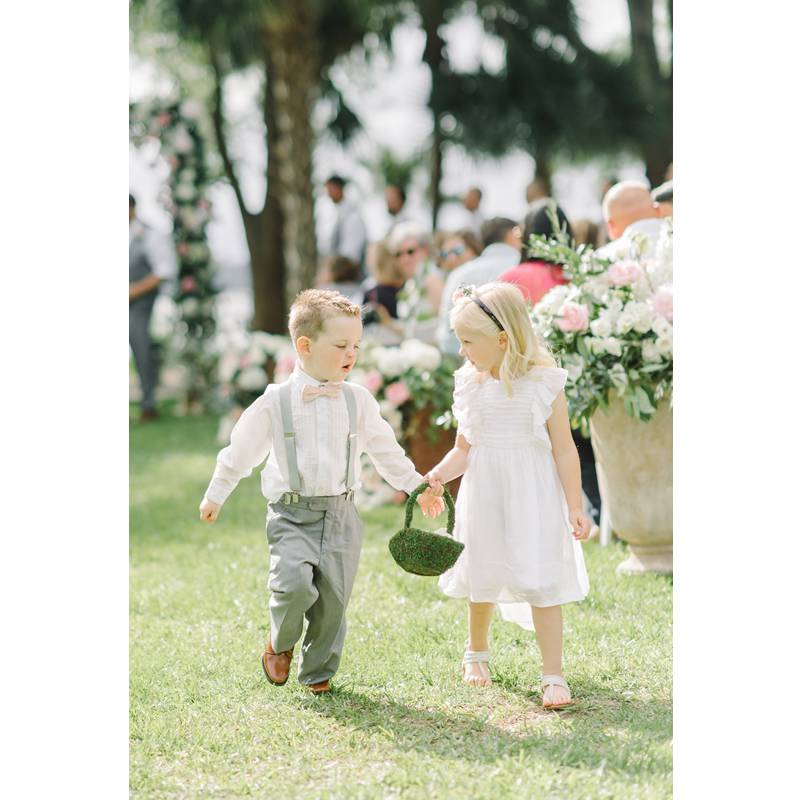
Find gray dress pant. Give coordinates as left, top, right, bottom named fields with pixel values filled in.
left=266, top=494, right=364, bottom=685
left=129, top=294, right=158, bottom=412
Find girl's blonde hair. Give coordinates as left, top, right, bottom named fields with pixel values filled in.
left=449, top=281, right=556, bottom=396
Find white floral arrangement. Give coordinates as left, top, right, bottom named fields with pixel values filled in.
left=348, top=339, right=458, bottom=440
left=530, top=219, right=673, bottom=432
left=214, top=331, right=296, bottom=407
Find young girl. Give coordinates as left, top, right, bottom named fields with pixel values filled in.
left=425, top=281, right=591, bottom=709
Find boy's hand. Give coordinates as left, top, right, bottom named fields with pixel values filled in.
left=417, top=489, right=445, bottom=518
left=423, top=470, right=445, bottom=497
left=569, top=508, right=592, bottom=540
left=199, top=498, right=220, bottom=523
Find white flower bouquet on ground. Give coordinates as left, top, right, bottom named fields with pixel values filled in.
left=530, top=218, right=673, bottom=434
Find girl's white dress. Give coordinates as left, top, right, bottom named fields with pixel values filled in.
left=438, top=363, right=590, bottom=629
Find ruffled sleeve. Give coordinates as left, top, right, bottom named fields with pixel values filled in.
left=452, top=362, right=482, bottom=445
left=529, top=366, right=568, bottom=449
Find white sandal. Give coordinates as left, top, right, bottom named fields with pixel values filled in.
left=462, top=644, right=492, bottom=687
left=541, top=674, right=573, bottom=709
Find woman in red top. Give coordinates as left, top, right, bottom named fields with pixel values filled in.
left=499, top=199, right=573, bottom=305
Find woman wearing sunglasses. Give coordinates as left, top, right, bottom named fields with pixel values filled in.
left=430, top=229, right=482, bottom=311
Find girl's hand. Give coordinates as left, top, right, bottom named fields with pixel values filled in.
left=199, top=498, right=220, bottom=523
left=417, top=489, right=444, bottom=518
left=569, top=509, right=592, bottom=540
left=424, top=470, right=445, bottom=496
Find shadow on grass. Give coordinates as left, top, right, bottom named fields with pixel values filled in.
left=303, top=685, right=671, bottom=774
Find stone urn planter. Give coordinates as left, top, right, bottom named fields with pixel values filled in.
left=589, top=395, right=672, bottom=574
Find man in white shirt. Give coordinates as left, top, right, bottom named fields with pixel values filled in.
left=199, top=290, right=442, bottom=693
left=129, top=194, right=176, bottom=421
left=437, top=218, right=522, bottom=356
left=596, top=181, right=665, bottom=261
left=324, top=175, right=368, bottom=272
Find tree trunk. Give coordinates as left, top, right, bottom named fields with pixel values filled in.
left=209, top=50, right=287, bottom=333
left=626, top=0, right=672, bottom=185
left=420, top=1, right=447, bottom=228
left=533, top=151, right=553, bottom=195
left=248, top=53, right=287, bottom=333
left=263, top=5, right=320, bottom=302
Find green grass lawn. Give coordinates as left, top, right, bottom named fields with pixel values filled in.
left=131, top=412, right=672, bottom=799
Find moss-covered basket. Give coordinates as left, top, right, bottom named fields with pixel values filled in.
left=388, top=483, right=463, bottom=576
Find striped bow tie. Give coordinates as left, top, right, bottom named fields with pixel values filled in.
left=302, top=383, right=342, bottom=403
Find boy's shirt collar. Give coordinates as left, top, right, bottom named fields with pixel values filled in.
left=292, top=362, right=342, bottom=388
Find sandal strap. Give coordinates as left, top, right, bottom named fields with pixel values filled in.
left=462, top=650, right=490, bottom=664
left=542, top=674, right=569, bottom=690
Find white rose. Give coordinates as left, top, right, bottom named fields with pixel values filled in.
left=237, top=366, right=268, bottom=391
left=655, top=332, right=673, bottom=357
left=582, top=277, right=608, bottom=302
left=376, top=347, right=409, bottom=378
left=590, top=316, right=612, bottom=338
left=652, top=317, right=672, bottom=339
left=536, top=284, right=571, bottom=316
left=400, top=339, right=441, bottom=371
left=603, top=337, right=623, bottom=357
left=617, top=301, right=653, bottom=335
left=631, top=276, right=653, bottom=301
left=642, top=341, right=662, bottom=362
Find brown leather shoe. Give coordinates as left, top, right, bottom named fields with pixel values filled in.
left=305, top=680, right=331, bottom=695
left=261, top=641, right=293, bottom=685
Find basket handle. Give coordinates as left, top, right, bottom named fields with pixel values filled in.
left=405, top=482, right=455, bottom=535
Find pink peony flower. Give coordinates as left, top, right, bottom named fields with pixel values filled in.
left=385, top=380, right=411, bottom=407
left=363, top=370, right=384, bottom=395
left=652, top=288, right=673, bottom=322
left=555, top=302, right=590, bottom=332
left=156, top=112, right=172, bottom=127
left=606, top=260, right=642, bottom=286
left=181, top=276, right=198, bottom=293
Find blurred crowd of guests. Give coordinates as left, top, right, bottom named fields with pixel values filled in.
left=316, top=167, right=674, bottom=354
left=315, top=167, right=673, bottom=523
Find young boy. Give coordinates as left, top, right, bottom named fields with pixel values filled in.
left=199, top=290, right=442, bottom=693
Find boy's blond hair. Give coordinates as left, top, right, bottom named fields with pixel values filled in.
left=288, top=289, right=362, bottom=342
left=450, top=281, right=556, bottom=397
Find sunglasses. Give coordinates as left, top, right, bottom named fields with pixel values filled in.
left=394, top=246, right=419, bottom=258
left=440, top=244, right=466, bottom=259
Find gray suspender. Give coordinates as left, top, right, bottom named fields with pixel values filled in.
left=279, top=382, right=302, bottom=494
left=278, top=380, right=358, bottom=499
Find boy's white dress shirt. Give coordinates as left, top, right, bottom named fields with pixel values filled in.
left=204, top=364, right=423, bottom=505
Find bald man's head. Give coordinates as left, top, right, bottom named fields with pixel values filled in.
left=602, top=181, right=660, bottom=241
